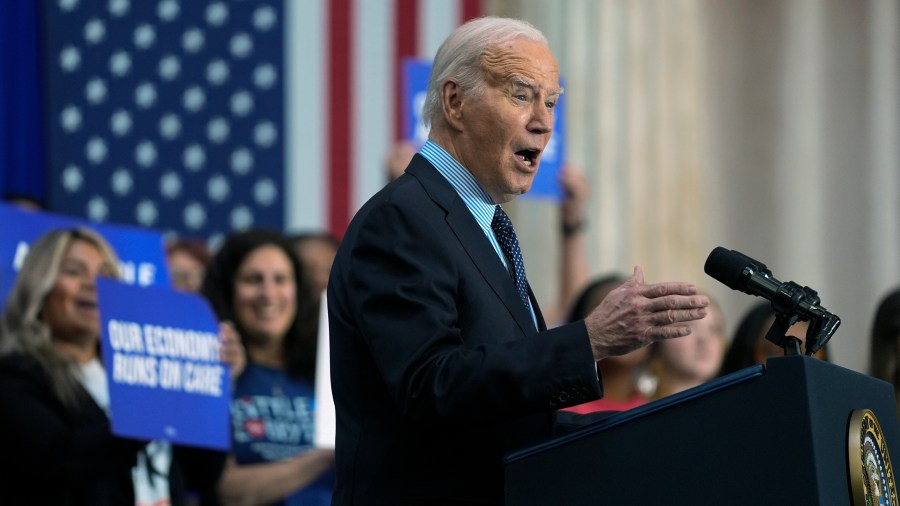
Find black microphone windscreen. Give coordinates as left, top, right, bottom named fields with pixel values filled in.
left=704, top=247, right=753, bottom=291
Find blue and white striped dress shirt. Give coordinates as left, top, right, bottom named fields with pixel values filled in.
left=419, top=140, right=537, bottom=326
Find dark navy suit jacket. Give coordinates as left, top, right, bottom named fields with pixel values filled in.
left=327, top=155, right=602, bottom=505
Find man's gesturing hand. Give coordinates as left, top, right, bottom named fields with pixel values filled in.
left=584, top=266, right=709, bottom=361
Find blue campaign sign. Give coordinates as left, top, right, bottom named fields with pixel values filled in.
left=524, top=77, right=566, bottom=201
left=98, top=278, right=231, bottom=450
left=403, top=58, right=432, bottom=149
left=401, top=60, right=566, bottom=200
left=0, top=203, right=170, bottom=312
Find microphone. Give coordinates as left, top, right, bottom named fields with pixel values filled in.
left=704, top=247, right=840, bottom=354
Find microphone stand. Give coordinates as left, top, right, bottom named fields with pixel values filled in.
left=764, top=281, right=815, bottom=356
left=764, top=313, right=803, bottom=356
left=705, top=247, right=841, bottom=357
left=763, top=295, right=841, bottom=358
left=803, top=309, right=841, bottom=356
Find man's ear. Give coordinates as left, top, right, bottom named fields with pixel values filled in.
left=440, top=79, right=465, bottom=132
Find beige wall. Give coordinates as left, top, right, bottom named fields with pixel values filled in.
left=488, top=0, right=900, bottom=373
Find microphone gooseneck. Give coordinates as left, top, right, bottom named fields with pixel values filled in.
left=704, top=247, right=840, bottom=356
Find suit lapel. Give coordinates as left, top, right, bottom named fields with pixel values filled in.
left=528, top=285, right=547, bottom=331
left=407, top=157, right=539, bottom=336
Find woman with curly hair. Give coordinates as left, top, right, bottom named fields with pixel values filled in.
left=202, top=229, right=334, bottom=506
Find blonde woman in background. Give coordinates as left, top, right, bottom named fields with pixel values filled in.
left=0, top=228, right=242, bottom=505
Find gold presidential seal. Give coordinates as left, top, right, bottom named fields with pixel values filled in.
left=849, top=409, right=898, bottom=506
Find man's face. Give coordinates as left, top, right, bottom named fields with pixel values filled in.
left=455, top=38, right=560, bottom=203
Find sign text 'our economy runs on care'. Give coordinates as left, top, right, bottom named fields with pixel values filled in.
left=107, top=320, right=223, bottom=396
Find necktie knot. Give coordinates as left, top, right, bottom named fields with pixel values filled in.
left=491, top=206, right=530, bottom=310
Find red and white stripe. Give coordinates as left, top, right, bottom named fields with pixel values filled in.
left=285, top=0, right=482, bottom=239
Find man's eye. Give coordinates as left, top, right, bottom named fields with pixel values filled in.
left=514, top=94, right=527, bottom=101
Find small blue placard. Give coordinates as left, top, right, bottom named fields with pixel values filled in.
left=0, top=203, right=170, bottom=313
left=525, top=77, right=566, bottom=201
left=403, top=58, right=432, bottom=149
left=98, top=279, right=231, bottom=450
left=401, top=60, right=566, bottom=200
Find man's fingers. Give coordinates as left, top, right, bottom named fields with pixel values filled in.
left=642, top=294, right=709, bottom=313
left=649, top=325, right=693, bottom=340
left=639, top=281, right=699, bottom=298
left=647, top=307, right=708, bottom=326
left=620, top=266, right=645, bottom=289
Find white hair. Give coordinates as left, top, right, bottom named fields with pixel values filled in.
left=421, top=16, right=548, bottom=128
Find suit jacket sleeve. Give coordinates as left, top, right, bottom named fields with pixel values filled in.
left=331, top=183, right=601, bottom=427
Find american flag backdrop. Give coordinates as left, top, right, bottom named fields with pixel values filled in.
left=38, top=0, right=482, bottom=244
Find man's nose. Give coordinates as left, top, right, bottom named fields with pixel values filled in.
left=529, top=101, right=553, bottom=135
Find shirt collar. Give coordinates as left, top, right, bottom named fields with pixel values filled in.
left=419, top=140, right=498, bottom=234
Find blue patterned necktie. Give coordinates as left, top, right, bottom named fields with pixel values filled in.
left=491, top=205, right=530, bottom=310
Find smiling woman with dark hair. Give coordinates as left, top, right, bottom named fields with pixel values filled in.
left=202, top=228, right=335, bottom=506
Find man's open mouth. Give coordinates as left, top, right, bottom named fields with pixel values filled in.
left=516, top=149, right=540, bottom=167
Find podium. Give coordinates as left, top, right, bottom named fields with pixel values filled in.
left=504, top=355, right=900, bottom=505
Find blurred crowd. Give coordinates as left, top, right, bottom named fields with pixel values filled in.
left=0, top=143, right=897, bottom=505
